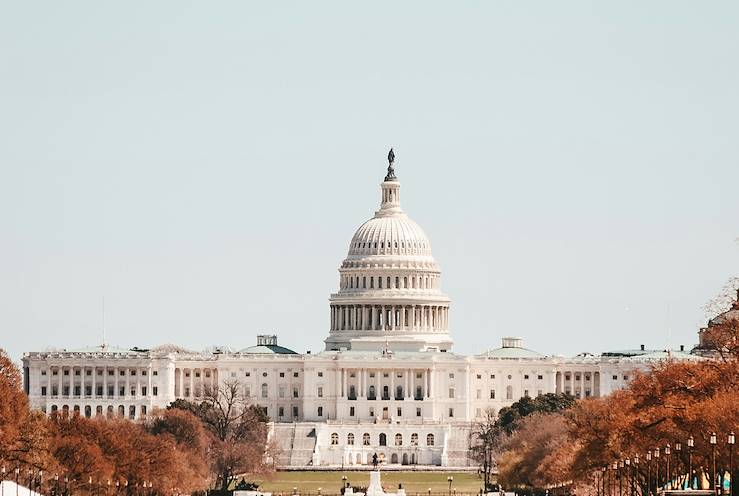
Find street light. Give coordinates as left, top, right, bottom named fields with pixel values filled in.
left=675, top=442, right=682, bottom=489
left=633, top=455, right=639, bottom=496
left=688, top=436, right=695, bottom=490
left=728, top=432, right=735, bottom=496
left=646, top=451, right=652, bottom=496
left=624, top=458, right=631, bottom=496
left=711, top=432, right=717, bottom=496
left=602, top=466, right=607, bottom=496
left=619, top=460, right=625, bottom=496
left=654, top=448, right=661, bottom=491
left=448, top=476, right=453, bottom=496
left=342, top=475, right=348, bottom=491
left=665, top=444, right=671, bottom=490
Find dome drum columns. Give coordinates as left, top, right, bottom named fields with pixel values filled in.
left=330, top=303, right=449, bottom=333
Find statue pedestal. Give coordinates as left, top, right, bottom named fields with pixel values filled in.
left=366, top=471, right=384, bottom=496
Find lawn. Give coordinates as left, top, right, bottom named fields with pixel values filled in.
left=249, top=471, right=485, bottom=496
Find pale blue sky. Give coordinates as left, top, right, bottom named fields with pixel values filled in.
left=1, top=2, right=738, bottom=362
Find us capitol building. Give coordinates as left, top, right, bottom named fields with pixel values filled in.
left=22, top=151, right=702, bottom=469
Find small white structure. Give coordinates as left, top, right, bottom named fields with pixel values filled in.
left=0, top=481, right=45, bottom=496
left=347, top=470, right=405, bottom=496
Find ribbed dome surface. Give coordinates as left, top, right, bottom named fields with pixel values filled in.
left=348, top=214, right=432, bottom=257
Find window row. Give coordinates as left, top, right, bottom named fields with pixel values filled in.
left=44, top=368, right=158, bottom=377
left=331, top=432, right=435, bottom=447
left=42, top=385, right=157, bottom=397
left=340, top=274, right=438, bottom=291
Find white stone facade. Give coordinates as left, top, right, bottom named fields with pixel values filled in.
left=22, top=160, right=702, bottom=468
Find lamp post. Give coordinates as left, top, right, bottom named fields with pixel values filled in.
left=619, top=460, right=625, bottom=496
left=342, top=475, right=348, bottom=491
left=625, top=458, right=631, bottom=496
left=448, top=476, right=453, bottom=496
left=675, top=443, right=682, bottom=490
left=711, top=432, right=717, bottom=495
left=654, top=448, right=661, bottom=491
left=688, top=436, right=695, bottom=490
left=646, top=452, right=652, bottom=496
left=602, top=466, right=607, bottom=496
left=729, top=432, right=735, bottom=496
left=634, top=455, right=640, bottom=496
left=665, top=444, right=671, bottom=490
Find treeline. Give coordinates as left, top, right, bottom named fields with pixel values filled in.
left=491, top=302, right=739, bottom=495
left=0, top=351, right=269, bottom=496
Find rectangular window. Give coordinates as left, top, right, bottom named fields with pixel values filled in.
left=538, top=375, right=543, bottom=380
left=524, top=389, right=529, bottom=397
left=108, top=386, right=114, bottom=397
left=416, top=407, right=422, bottom=417
left=279, top=386, right=285, bottom=398
left=41, top=386, right=47, bottom=396
left=623, top=375, right=629, bottom=381
left=292, top=406, right=299, bottom=418
left=317, top=406, right=323, bottom=417
left=75, top=370, right=80, bottom=376
left=524, top=375, right=529, bottom=379
left=141, top=387, right=147, bottom=396
left=278, top=407, right=284, bottom=417
left=142, top=370, right=147, bottom=376
left=448, top=408, right=454, bottom=418
left=416, top=372, right=422, bottom=379
left=64, top=370, right=69, bottom=376
left=318, top=371, right=323, bottom=377
left=449, top=373, right=454, bottom=379
left=476, top=374, right=482, bottom=379
left=293, top=387, right=299, bottom=398
left=96, top=386, right=103, bottom=396
left=612, top=375, right=618, bottom=380
left=317, top=387, right=323, bottom=398
left=130, top=388, right=136, bottom=397
left=153, top=386, right=158, bottom=396
left=448, top=388, right=455, bottom=399
left=74, top=386, right=80, bottom=396
left=369, top=407, right=374, bottom=417
left=349, top=406, right=355, bottom=416
left=120, top=370, right=125, bottom=376
left=490, top=374, right=495, bottom=379
left=293, top=372, right=299, bottom=378
left=41, top=370, right=47, bottom=376
left=397, top=407, right=402, bottom=417
left=108, top=370, right=114, bottom=376
left=131, top=370, right=137, bottom=376
left=490, top=390, right=495, bottom=399
left=245, top=372, right=251, bottom=377
left=153, top=371, right=158, bottom=376
left=280, top=372, right=285, bottom=378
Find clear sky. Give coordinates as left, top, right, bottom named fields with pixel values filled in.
left=1, top=2, right=738, bottom=363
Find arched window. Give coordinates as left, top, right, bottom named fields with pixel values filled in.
left=363, top=433, right=371, bottom=446
left=369, top=385, right=376, bottom=400
left=395, top=433, right=402, bottom=446
left=396, top=386, right=403, bottom=400
left=349, top=385, right=356, bottom=400
left=411, top=433, right=418, bottom=446
left=387, top=276, right=391, bottom=288
left=370, top=277, right=374, bottom=289
left=262, top=383, right=268, bottom=398
left=363, top=277, right=366, bottom=289
left=331, top=433, right=339, bottom=445
left=383, top=385, right=389, bottom=400
left=347, top=433, right=355, bottom=445
left=395, top=276, right=399, bottom=288
left=404, top=276, right=408, bottom=288
left=506, top=385, right=513, bottom=400
left=379, top=277, right=382, bottom=289
left=379, top=433, right=387, bottom=446
left=426, top=433, right=435, bottom=446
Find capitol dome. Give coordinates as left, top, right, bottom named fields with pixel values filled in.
left=347, top=215, right=433, bottom=258
left=325, top=151, right=452, bottom=353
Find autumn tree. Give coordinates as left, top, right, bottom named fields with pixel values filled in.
left=470, top=408, right=501, bottom=491
left=170, top=379, right=270, bottom=490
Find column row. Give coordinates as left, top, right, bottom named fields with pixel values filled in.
left=331, top=304, right=449, bottom=332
